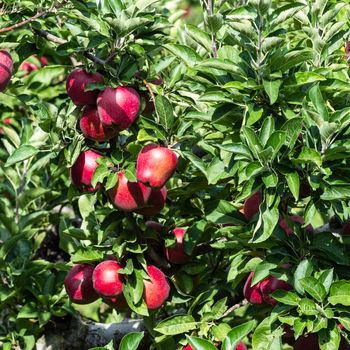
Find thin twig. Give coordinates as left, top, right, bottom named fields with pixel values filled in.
left=221, top=299, right=248, bottom=319
left=33, top=28, right=107, bottom=65
left=0, top=11, right=46, bottom=33
left=206, top=0, right=218, bottom=58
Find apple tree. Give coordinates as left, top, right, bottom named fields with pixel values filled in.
left=1, top=0, right=350, bottom=349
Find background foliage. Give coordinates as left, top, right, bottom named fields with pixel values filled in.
left=1, top=0, right=350, bottom=349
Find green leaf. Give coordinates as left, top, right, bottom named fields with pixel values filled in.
left=309, top=84, right=329, bottom=121
left=5, top=145, right=38, bottom=167
left=187, top=336, right=217, bottom=350
left=271, top=290, right=301, bottom=306
left=263, top=79, right=282, bottom=104
left=154, top=315, right=198, bottom=335
left=328, top=281, right=350, bottom=306
left=222, top=320, right=256, bottom=350
left=71, top=247, right=104, bottom=263
left=155, top=95, right=174, bottom=131
left=297, top=147, right=322, bottom=167
left=119, top=332, right=144, bottom=350
left=319, top=322, right=341, bottom=350
left=164, top=44, right=201, bottom=67
left=298, top=298, right=318, bottom=316
left=286, top=171, right=300, bottom=201
left=294, top=259, right=313, bottom=294
left=300, top=276, right=327, bottom=302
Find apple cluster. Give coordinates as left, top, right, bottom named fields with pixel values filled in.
left=64, top=262, right=170, bottom=310
left=64, top=68, right=190, bottom=309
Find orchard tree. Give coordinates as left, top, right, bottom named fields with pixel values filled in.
left=1, top=0, right=350, bottom=350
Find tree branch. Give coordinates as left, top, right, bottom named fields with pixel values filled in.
left=33, top=28, right=107, bottom=65
left=0, top=11, right=46, bottom=33
left=220, top=299, right=248, bottom=319
left=206, top=0, right=218, bottom=58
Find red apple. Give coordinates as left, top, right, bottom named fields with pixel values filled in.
left=243, top=272, right=291, bottom=306
left=0, top=50, right=13, bottom=92
left=136, top=144, right=177, bottom=189
left=70, top=149, right=103, bottom=192
left=242, top=191, right=262, bottom=221
left=236, top=343, right=247, bottom=350
left=143, top=265, right=170, bottom=310
left=64, top=264, right=99, bottom=304
left=165, top=228, right=191, bottom=264
left=92, top=260, right=123, bottom=297
left=20, top=61, right=39, bottom=74
left=79, top=106, right=118, bottom=142
left=40, top=56, right=48, bottom=66
left=66, top=69, right=104, bottom=106
left=259, top=275, right=292, bottom=305
left=136, top=186, right=167, bottom=216
left=243, top=272, right=264, bottom=305
left=97, top=86, right=140, bottom=129
left=279, top=215, right=313, bottom=236
left=108, top=172, right=151, bottom=212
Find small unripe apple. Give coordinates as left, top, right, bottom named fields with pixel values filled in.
left=97, top=86, right=140, bottom=129
left=40, top=56, right=49, bottom=66
left=64, top=264, right=99, bottom=304
left=242, top=191, right=261, bottom=221
left=79, top=106, right=118, bottom=142
left=70, top=149, right=102, bottom=192
left=0, top=50, right=13, bottom=92
left=243, top=271, right=291, bottom=306
left=136, top=186, right=167, bottom=216
left=143, top=265, right=170, bottom=310
left=92, top=260, right=123, bottom=297
left=66, top=69, right=104, bottom=106
left=165, top=228, right=191, bottom=264
left=108, top=172, right=151, bottom=212
left=136, top=144, right=177, bottom=189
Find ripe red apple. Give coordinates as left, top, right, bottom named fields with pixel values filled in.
left=236, top=343, right=247, bottom=350
left=70, top=149, right=102, bottom=192
left=0, top=50, right=13, bottom=92
left=66, top=69, right=104, bottom=106
left=242, top=191, right=262, bottom=221
left=243, top=272, right=264, bottom=304
left=279, top=215, right=313, bottom=236
left=92, top=260, right=123, bottom=297
left=136, top=144, right=177, bottom=188
left=97, top=86, right=140, bottom=129
left=136, top=186, right=167, bottom=216
left=243, top=272, right=291, bottom=305
left=165, top=228, right=191, bottom=264
left=108, top=172, right=151, bottom=212
left=104, top=294, right=128, bottom=310
left=79, top=106, right=118, bottom=142
left=64, top=264, right=99, bottom=304
left=145, top=220, right=163, bottom=233
left=259, top=275, right=292, bottom=305
left=143, top=265, right=170, bottom=310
